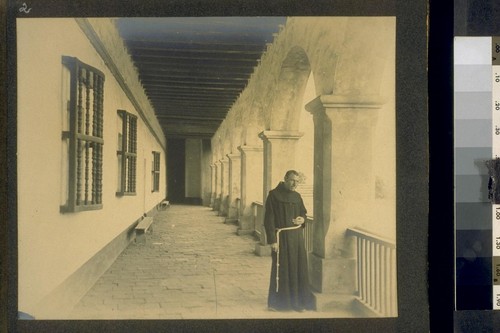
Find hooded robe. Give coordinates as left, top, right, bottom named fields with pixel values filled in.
left=264, top=182, right=315, bottom=311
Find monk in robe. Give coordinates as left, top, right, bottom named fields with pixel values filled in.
left=264, top=170, right=315, bottom=312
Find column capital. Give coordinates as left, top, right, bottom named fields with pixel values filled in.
left=226, top=153, right=241, bottom=161
left=258, top=130, right=304, bottom=142
left=237, top=145, right=264, bottom=153
left=214, top=160, right=221, bottom=166
left=220, top=157, right=229, bottom=164
left=305, top=94, right=386, bottom=115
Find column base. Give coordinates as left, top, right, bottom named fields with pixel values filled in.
left=309, top=253, right=356, bottom=294
left=255, top=243, right=272, bottom=256
left=237, top=228, right=254, bottom=236
left=238, top=215, right=254, bottom=234
left=213, top=198, right=220, bottom=211
left=227, top=207, right=238, bottom=219
left=313, top=292, right=355, bottom=313
left=218, top=196, right=229, bottom=216
left=224, top=217, right=239, bottom=225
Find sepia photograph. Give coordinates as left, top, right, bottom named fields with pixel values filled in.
left=15, top=16, right=397, bottom=321
left=5, top=0, right=430, bottom=331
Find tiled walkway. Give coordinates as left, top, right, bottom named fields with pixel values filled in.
left=70, top=204, right=347, bottom=319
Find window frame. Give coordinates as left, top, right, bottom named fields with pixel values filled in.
left=60, top=56, right=105, bottom=213
left=116, top=109, right=138, bottom=196
left=152, top=151, right=160, bottom=192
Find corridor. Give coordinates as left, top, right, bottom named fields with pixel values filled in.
left=69, top=204, right=353, bottom=319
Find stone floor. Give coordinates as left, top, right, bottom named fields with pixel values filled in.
left=69, top=204, right=355, bottom=320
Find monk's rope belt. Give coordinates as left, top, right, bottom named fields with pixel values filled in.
left=275, top=224, right=303, bottom=292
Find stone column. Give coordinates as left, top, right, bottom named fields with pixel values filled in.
left=213, top=161, right=221, bottom=212
left=305, top=94, right=382, bottom=294
left=255, top=131, right=303, bottom=256
left=225, top=153, right=241, bottom=223
left=259, top=131, right=304, bottom=202
left=210, top=164, right=216, bottom=209
left=237, top=145, right=263, bottom=236
left=219, top=157, right=230, bottom=216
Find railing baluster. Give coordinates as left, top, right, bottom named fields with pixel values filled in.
left=388, top=246, right=393, bottom=316
left=372, top=243, right=375, bottom=311
left=363, top=239, right=370, bottom=304
left=357, top=237, right=362, bottom=298
left=377, top=243, right=382, bottom=313
left=304, top=216, right=313, bottom=253
left=381, top=245, right=386, bottom=316
left=369, top=240, right=373, bottom=307
left=375, top=244, right=378, bottom=311
left=384, top=245, right=390, bottom=316
left=252, top=204, right=256, bottom=233
left=391, top=247, right=397, bottom=316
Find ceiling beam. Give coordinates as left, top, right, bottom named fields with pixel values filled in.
left=153, top=102, right=231, bottom=108
left=148, top=93, right=236, bottom=101
left=156, top=114, right=224, bottom=122
left=130, top=48, right=264, bottom=57
left=154, top=108, right=229, bottom=115
left=157, top=110, right=227, bottom=117
left=135, top=62, right=257, bottom=71
left=140, top=78, right=248, bottom=86
left=165, top=133, right=214, bottom=139
left=124, top=37, right=272, bottom=48
left=144, top=84, right=242, bottom=92
left=152, top=103, right=234, bottom=110
left=132, top=53, right=261, bottom=63
left=138, top=66, right=254, bottom=76
left=152, top=104, right=233, bottom=111
left=126, top=40, right=267, bottom=52
left=139, top=73, right=249, bottom=82
left=163, top=126, right=219, bottom=134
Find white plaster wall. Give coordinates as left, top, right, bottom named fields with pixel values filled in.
left=371, top=29, right=396, bottom=241
left=17, top=18, right=166, bottom=315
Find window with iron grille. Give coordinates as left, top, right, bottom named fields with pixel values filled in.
left=117, top=110, right=137, bottom=196
left=152, top=151, right=160, bottom=192
left=61, top=56, right=105, bottom=213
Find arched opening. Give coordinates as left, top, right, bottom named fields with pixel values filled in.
left=260, top=46, right=312, bottom=198
left=269, top=46, right=312, bottom=132
left=295, top=72, right=316, bottom=215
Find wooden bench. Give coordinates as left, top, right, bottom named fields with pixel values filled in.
left=135, top=216, right=154, bottom=244
left=158, top=200, right=170, bottom=210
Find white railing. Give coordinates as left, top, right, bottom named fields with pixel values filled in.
left=346, top=228, right=397, bottom=317
left=251, top=201, right=313, bottom=252
left=304, top=216, right=314, bottom=253
left=251, top=201, right=264, bottom=243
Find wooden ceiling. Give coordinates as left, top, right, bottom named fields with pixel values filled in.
left=116, top=17, right=286, bottom=139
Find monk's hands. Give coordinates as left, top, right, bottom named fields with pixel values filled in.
left=292, top=216, right=305, bottom=225
left=271, top=243, right=279, bottom=252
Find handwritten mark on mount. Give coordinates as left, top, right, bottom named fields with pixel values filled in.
left=19, top=3, right=32, bottom=14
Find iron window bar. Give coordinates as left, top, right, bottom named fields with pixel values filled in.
left=61, top=56, right=105, bottom=213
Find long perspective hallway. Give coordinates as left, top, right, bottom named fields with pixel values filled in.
left=69, top=204, right=354, bottom=319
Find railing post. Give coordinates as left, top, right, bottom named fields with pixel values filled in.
left=253, top=202, right=270, bottom=256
